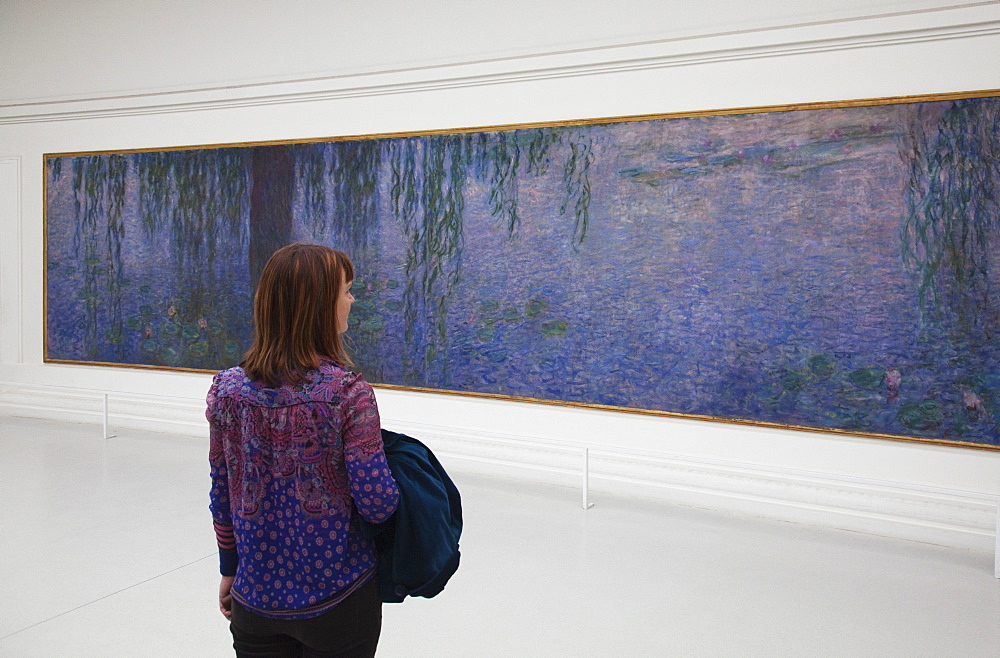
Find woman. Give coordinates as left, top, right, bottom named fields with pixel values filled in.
left=208, top=243, right=399, bottom=657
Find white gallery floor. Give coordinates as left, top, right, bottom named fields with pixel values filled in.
left=1, top=415, right=998, bottom=657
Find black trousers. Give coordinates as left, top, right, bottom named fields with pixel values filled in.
left=230, top=576, right=382, bottom=658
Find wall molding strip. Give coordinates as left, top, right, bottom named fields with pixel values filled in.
left=0, top=381, right=995, bottom=569
left=0, top=158, right=23, bottom=364
left=2, top=13, right=999, bottom=124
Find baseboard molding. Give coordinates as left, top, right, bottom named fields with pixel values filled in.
left=383, top=420, right=997, bottom=553
left=0, top=385, right=994, bottom=552
left=0, top=385, right=207, bottom=437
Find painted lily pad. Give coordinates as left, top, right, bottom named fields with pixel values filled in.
left=849, top=367, right=885, bottom=389
left=898, top=400, right=944, bottom=431
left=780, top=371, right=810, bottom=392
left=353, top=299, right=376, bottom=314
left=808, top=353, right=836, bottom=378
left=162, top=347, right=181, bottom=366
left=755, top=382, right=783, bottom=405
left=541, top=320, right=568, bottom=337
left=188, top=340, right=209, bottom=358
left=525, top=299, right=548, bottom=318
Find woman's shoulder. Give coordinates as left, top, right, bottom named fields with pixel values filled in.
left=312, top=359, right=369, bottom=395
left=214, top=365, right=249, bottom=383
left=210, top=366, right=253, bottom=398
left=316, top=358, right=359, bottom=380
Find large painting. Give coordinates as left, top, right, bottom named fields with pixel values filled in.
left=45, top=91, right=1000, bottom=449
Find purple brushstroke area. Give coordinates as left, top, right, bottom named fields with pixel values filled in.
left=45, top=99, right=1000, bottom=446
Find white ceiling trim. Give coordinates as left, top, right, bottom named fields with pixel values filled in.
left=2, top=14, right=998, bottom=125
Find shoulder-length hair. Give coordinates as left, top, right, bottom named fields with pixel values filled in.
left=241, top=243, right=354, bottom=386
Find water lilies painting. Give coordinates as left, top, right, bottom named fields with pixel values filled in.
left=45, top=90, right=1000, bottom=449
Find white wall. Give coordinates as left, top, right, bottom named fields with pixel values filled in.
left=0, top=0, right=981, bottom=104
left=2, top=0, right=999, bottom=552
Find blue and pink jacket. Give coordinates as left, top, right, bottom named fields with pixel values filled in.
left=208, top=359, right=399, bottom=620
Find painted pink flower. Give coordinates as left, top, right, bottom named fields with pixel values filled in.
left=885, top=368, right=901, bottom=391
left=963, top=390, right=981, bottom=411
left=167, top=304, right=176, bottom=317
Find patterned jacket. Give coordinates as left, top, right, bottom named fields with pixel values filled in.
left=208, top=359, right=399, bottom=619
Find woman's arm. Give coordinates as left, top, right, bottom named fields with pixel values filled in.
left=207, top=376, right=239, bottom=578
left=342, top=374, right=400, bottom=523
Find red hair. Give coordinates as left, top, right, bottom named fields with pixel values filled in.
left=241, top=243, right=354, bottom=386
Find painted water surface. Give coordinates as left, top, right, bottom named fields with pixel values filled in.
left=45, top=95, right=1000, bottom=446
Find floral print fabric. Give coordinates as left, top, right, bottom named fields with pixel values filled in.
left=208, top=359, right=399, bottom=619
